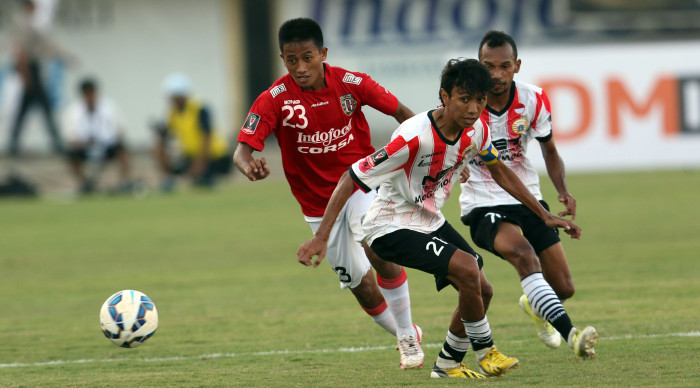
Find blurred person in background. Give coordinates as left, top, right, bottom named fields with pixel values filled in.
left=458, top=30, right=597, bottom=358
left=153, top=72, right=232, bottom=192
left=7, top=0, right=74, bottom=157
left=63, top=77, right=133, bottom=195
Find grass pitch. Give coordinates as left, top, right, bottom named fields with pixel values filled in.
left=1, top=169, right=699, bottom=387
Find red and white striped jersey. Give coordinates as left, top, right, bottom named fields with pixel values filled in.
left=350, top=110, right=500, bottom=245
left=238, top=64, right=398, bottom=217
left=459, top=81, right=553, bottom=216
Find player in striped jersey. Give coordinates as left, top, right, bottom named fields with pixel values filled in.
left=459, top=30, right=598, bottom=359
left=298, top=59, right=581, bottom=379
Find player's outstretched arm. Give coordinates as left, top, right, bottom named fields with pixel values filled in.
left=540, top=139, right=576, bottom=220
left=486, top=160, right=581, bottom=239
left=233, top=142, right=270, bottom=181
left=297, top=170, right=356, bottom=267
left=391, top=101, right=415, bottom=124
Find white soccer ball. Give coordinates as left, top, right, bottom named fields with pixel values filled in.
left=99, top=290, right=158, bottom=348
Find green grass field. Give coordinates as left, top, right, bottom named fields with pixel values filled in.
left=2, top=170, right=699, bottom=387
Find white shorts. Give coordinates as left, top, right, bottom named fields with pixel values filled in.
left=306, top=189, right=376, bottom=289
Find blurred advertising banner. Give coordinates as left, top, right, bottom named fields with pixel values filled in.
left=499, top=42, right=700, bottom=172
left=274, top=0, right=700, bottom=172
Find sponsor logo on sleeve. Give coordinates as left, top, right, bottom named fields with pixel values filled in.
left=340, top=94, right=358, bottom=116
left=269, top=83, right=287, bottom=98
left=241, top=113, right=261, bottom=134
left=461, top=143, right=477, bottom=158
left=359, top=147, right=388, bottom=172
left=342, top=73, right=363, bottom=85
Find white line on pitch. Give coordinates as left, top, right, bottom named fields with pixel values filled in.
left=1, top=331, right=698, bottom=369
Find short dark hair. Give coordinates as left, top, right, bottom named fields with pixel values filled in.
left=79, top=77, right=97, bottom=94
left=439, top=58, right=493, bottom=104
left=278, top=18, right=324, bottom=52
left=478, top=30, right=518, bottom=60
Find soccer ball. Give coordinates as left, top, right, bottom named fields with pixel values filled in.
left=99, top=290, right=158, bottom=348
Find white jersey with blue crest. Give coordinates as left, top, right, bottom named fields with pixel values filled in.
left=459, top=81, right=553, bottom=216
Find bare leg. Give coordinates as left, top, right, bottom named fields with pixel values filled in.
left=349, top=269, right=385, bottom=309
left=449, top=269, right=493, bottom=336
left=538, top=242, right=574, bottom=300
left=493, top=222, right=542, bottom=278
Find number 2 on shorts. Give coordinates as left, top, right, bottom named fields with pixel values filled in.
left=426, top=237, right=446, bottom=256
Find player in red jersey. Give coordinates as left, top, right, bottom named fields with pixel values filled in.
left=458, top=31, right=598, bottom=359
left=234, top=18, right=423, bottom=369
left=298, top=58, right=582, bottom=378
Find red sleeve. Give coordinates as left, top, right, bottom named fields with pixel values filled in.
left=352, top=72, right=399, bottom=116
left=237, top=91, right=279, bottom=151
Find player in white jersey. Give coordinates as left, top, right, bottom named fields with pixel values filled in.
left=298, top=59, right=582, bottom=379
left=459, top=30, right=598, bottom=358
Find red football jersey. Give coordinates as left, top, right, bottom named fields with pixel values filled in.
left=238, top=64, right=399, bottom=217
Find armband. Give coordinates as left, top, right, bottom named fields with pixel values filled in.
left=478, top=144, right=500, bottom=165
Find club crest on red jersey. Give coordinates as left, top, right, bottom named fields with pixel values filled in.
left=340, top=94, right=357, bottom=116
left=242, top=112, right=261, bottom=134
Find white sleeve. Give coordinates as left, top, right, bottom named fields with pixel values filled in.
left=107, top=98, right=128, bottom=136
left=533, top=90, right=552, bottom=139
left=62, top=103, right=86, bottom=143
left=350, top=134, right=414, bottom=192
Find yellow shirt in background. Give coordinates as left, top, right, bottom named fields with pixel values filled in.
left=167, top=99, right=228, bottom=159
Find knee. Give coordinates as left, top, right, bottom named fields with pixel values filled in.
left=481, top=279, right=493, bottom=303
left=447, top=257, right=480, bottom=292
left=555, top=280, right=575, bottom=300
left=350, top=277, right=376, bottom=299
left=502, top=242, right=540, bottom=274
left=543, top=270, right=575, bottom=300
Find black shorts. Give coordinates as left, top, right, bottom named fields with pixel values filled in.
left=461, top=201, right=560, bottom=259
left=370, top=222, right=483, bottom=291
left=67, top=143, right=123, bottom=163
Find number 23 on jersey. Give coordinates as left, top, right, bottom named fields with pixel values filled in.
left=282, top=104, right=308, bottom=129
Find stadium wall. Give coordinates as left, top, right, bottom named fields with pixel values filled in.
left=1, top=0, right=698, bottom=172
left=0, top=0, right=245, bottom=153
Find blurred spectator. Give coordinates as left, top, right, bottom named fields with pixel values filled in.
left=153, top=72, right=232, bottom=191
left=63, top=77, right=133, bottom=194
left=7, top=0, right=74, bottom=157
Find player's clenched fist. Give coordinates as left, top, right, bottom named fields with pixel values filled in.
left=297, top=237, right=327, bottom=267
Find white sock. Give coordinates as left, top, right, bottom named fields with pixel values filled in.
left=377, top=268, right=414, bottom=337
left=436, top=330, right=471, bottom=369
left=521, top=272, right=567, bottom=324
left=474, top=346, right=491, bottom=362
left=365, top=302, right=397, bottom=336
left=567, top=327, right=578, bottom=348
left=462, top=316, right=494, bottom=361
